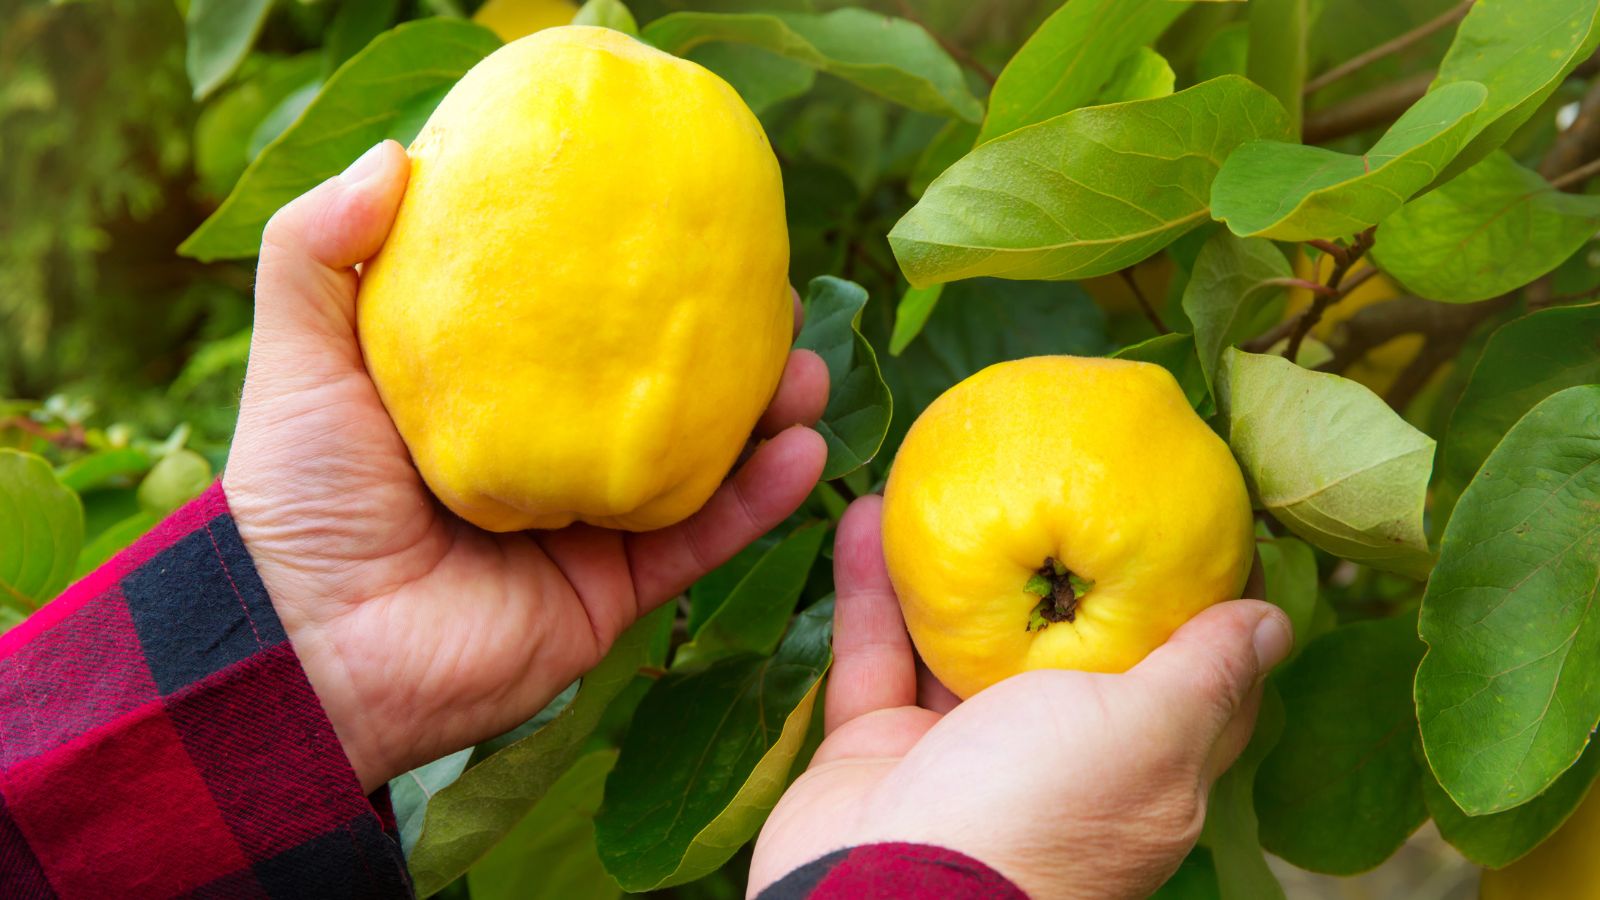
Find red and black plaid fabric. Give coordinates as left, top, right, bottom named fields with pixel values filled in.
left=756, top=842, right=1028, bottom=899
left=0, top=484, right=409, bottom=898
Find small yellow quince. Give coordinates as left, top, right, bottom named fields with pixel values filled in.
left=358, top=27, right=791, bottom=533
left=472, top=0, right=578, bottom=42
left=882, top=356, right=1255, bottom=699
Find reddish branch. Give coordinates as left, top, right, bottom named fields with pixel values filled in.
left=1119, top=267, right=1169, bottom=334
left=1303, top=0, right=1474, bottom=96
left=1280, top=229, right=1377, bottom=363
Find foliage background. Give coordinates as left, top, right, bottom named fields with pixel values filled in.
left=6, top=0, right=1600, bottom=897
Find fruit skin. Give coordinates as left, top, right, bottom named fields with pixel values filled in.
left=358, top=27, right=791, bottom=533
left=1481, top=785, right=1600, bottom=900
left=882, top=356, right=1255, bottom=699
left=472, top=0, right=578, bottom=42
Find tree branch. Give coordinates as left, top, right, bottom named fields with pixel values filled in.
left=1541, top=77, right=1600, bottom=182
left=1303, top=0, right=1474, bottom=96
left=1303, top=71, right=1437, bottom=144
left=1119, top=267, right=1169, bottom=334
left=1283, top=229, right=1377, bottom=363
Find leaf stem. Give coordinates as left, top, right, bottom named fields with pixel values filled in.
left=1303, top=0, right=1474, bottom=95
left=1119, top=267, right=1170, bottom=334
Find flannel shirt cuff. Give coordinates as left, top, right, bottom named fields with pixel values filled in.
left=756, top=842, right=1028, bottom=899
left=0, top=483, right=411, bottom=899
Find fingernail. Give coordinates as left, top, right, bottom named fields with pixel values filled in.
left=340, top=142, right=389, bottom=188
left=1252, top=612, right=1293, bottom=671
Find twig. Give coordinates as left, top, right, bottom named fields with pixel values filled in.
left=1119, top=268, right=1169, bottom=334
left=1306, top=239, right=1350, bottom=267
left=1550, top=156, right=1600, bottom=191
left=1317, top=295, right=1512, bottom=376
left=1304, top=0, right=1474, bottom=95
left=1542, top=77, right=1600, bottom=182
left=1283, top=229, right=1377, bottom=363
left=895, top=0, right=996, bottom=86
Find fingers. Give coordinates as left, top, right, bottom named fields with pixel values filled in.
left=251, top=141, right=409, bottom=380
left=1129, top=600, right=1292, bottom=778
left=824, top=496, right=920, bottom=734
left=756, top=350, right=830, bottom=437
left=916, top=660, right=962, bottom=714
left=627, top=425, right=826, bottom=607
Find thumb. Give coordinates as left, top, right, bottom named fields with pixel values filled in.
left=1130, top=600, right=1293, bottom=779
left=250, top=140, right=410, bottom=383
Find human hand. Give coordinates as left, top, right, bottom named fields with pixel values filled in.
left=749, top=496, right=1292, bottom=900
left=222, top=141, right=830, bottom=791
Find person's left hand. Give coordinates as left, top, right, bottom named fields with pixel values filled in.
left=223, top=141, right=830, bottom=791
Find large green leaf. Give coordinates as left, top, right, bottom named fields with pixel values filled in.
left=1257, top=616, right=1428, bottom=874
left=1199, top=685, right=1286, bottom=900
left=642, top=10, right=981, bottom=122
left=1211, top=81, right=1487, bottom=241
left=1216, top=350, right=1435, bottom=578
left=180, top=19, right=501, bottom=261
left=402, top=608, right=671, bottom=896
left=1416, top=386, right=1600, bottom=815
left=1246, top=0, right=1307, bottom=137
left=794, top=277, right=892, bottom=480
left=1374, top=152, right=1600, bottom=304
left=675, top=521, right=827, bottom=668
left=1431, top=0, right=1600, bottom=183
left=978, top=0, right=1189, bottom=142
left=185, top=0, right=274, bottom=100
left=596, top=601, right=832, bottom=891
left=467, top=750, right=621, bottom=900
left=686, top=43, right=814, bottom=115
left=1433, top=305, right=1600, bottom=532
left=1257, top=535, right=1320, bottom=657
left=1151, top=847, right=1221, bottom=900
left=891, top=76, right=1292, bottom=287
left=1180, top=232, right=1292, bottom=389
left=0, top=449, right=85, bottom=613
left=1425, top=741, right=1600, bottom=868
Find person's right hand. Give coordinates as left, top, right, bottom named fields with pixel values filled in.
left=749, top=496, right=1294, bottom=900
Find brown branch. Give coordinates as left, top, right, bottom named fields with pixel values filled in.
left=1283, top=229, right=1377, bottom=363
left=1303, top=71, right=1436, bottom=144
left=1318, top=295, right=1513, bottom=375
left=1304, top=0, right=1474, bottom=96
left=1120, top=268, right=1169, bottom=334
left=1541, top=77, right=1600, bottom=182
left=1550, top=155, right=1600, bottom=191
left=1384, top=334, right=1464, bottom=411
left=895, top=0, right=996, bottom=86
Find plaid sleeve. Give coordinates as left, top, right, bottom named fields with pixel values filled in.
left=0, top=483, right=411, bottom=899
left=756, top=843, right=1028, bottom=899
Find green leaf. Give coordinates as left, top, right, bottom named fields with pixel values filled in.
left=1257, top=535, right=1319, bottom=657
left=1211, top=81, right=1487, bottom=241
left=573, top=0, right=638, bottom=35
left=686, top=44, right=814, bottom=115
left=1152, top=846, right=1221, bottom=899
left=324, top=0, right=400, bottom=73
left=891, top=76, right=1292, bottom=287
left=1433, top=305, right=1600, bottom=533
left=1112, top=333, right=1210, bottom=413
left=675, top=521, right=828, bottom=668
left=1196, top=21, right=1250, bottom=82
left=180, top=19, right=501, bottom=261
left=1097, top=47, right=1175, bottom=104
left=246, top=78, right=322, bottom=161
left=185, top=0, right=274, bottom=100
left=393, top=748, right=474, bottom=856
left=888, top=283, right=943, bottom=356
left=55, top=448, right=151, bottom=493
left=794, top=277, right=892, bottom=480
left=403, top=607, right=671, bottom=896
left=908, top=119, right=978, bottom=197
left=1180, top=232, right=1292, bottom=389
left=596, top=601, right=833, bottom=891
left=1431, top=0, right=1600, bottom=183
left=1246, top=0, right=1308, bottom=137
left=1425, top=740, right=1600, bottom=868
left=1416, top=386, right=1600, bottom=816
left=0, top=449, right=85, bottom=613
left=74, top=511, right=160, bottom=578
left=1373, top=152, right=1600, bottom=304
left=194, top=54, right=323, bottom=198
left=467, top=750, right=621, bottom=900
left=642, top=10, right=981, bottom=122
left=1199, top=684, right=1286, bottom=900
left=1256, top=616, right=1428, bottom=874
left=1216, top=349, right=1434, bottom=578
left=978, top=0, right=1190, bottom=142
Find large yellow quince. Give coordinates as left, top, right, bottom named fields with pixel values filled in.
left=882, top=356, right=1255, bottom=699
left=358, top=27, right=791, bottom=533
left=472, top=0, right=578, bottom=42
left=1481, top=784, right=1600, bottom=900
